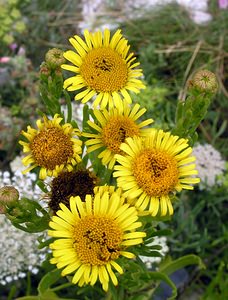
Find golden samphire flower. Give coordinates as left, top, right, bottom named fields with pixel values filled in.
left=61, top=29, right=145, bottom=108
left=113, top=130, right=200, bottom=216
left=48, top=190, right=146, bottom=291
left=19, top=114, right=82, bottom=180
left=83, top=100, right=153, bottom=169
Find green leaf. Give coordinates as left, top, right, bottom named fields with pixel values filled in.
left=214, top=119, right=227, bottom=141
left=38, top=268, right=62, bottom=295
left=36, top=180, right=48, bottom=193
left=138, top=271, right=177, bottom=300
left=152, top=272, right=177, bottom=300
left=159, top=254, right=205, bottom=276
left=16, top=297, right=40, bottom=300
left=63, top=90, right=72, bottom=123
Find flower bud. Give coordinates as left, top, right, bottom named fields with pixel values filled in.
left=190, top=70, right=218, bottom=93
left=54, top=67, right=63, bottom=77
left=0, top=186, right=19, bottom=205
left=45, top=48, right=66, bottom=69
left=39, top=62, right=51, bottom=78
left=0, top=204, right=6, bottom=214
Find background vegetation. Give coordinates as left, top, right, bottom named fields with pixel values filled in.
left=0, top=0, right=227, bottom=299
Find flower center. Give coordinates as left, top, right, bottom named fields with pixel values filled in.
left=73, top=215, right=123, bottom=265
left=80, top=47, right=128, bottom=92
left=132, top=149, right=179, bottom=197
left=30, top=127, right=73, bottom=170
left=101, top=116, right=140, bottom=154
left=49, top=170, right=98, bottom=212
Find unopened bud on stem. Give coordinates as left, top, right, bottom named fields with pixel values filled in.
left=190, top=70, right=218, bottom=93
left=45, top=48, right=66, bottom=69
left=0, top=186, right=19, bottom=213
left=0, top=186, right=19, bottom=204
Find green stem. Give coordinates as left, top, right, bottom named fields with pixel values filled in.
left=64, top=90, right=72, bottom=123
left=26, top=271, right=32, bottom=296
left=7, top=285, right=17, bottom=300
left=104, top=290, right=113, bottom=300
left=51, top=282, right=74, bottom=292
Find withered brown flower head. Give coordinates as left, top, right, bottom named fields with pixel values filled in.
left=49, top=169, right=99, bottom=213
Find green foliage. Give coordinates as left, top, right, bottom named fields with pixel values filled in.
left=0, top=2, right=227, bottom=299
left=18, top=0, right=82, bottom=67
left=121, top=2, right=228, bottom=158
left=131, top=81, right=176, bottom=130
left=6, top=197, right=50, bottom=232
left=202, top=262, right=228, bottom=300
left=0, top=0, right=27, bottom=46
left=166, top=183, right=228, bottom=297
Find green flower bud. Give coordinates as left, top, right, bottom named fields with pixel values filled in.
left=190, top=70, right=218, bottom=93
left=54, top=66, right=63, bottom=77
left=39, top=61, right=51, bottom=80
left=0, top=186, right=19, bottom=205
left=45, top=48, right=66, bottom=69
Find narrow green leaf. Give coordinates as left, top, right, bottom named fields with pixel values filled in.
left=36, top=179, right=48, bottom=193
left=159, top=254, right=205, bottom=276
left=38, top=268, right=62, bottom=295
left=214, top=120, right=227, bottom=140
left=141, top=271, right=177, bottom=300
left=63, top=90, right=72, bottom=123
left=16, top=297, right=40, bottom=300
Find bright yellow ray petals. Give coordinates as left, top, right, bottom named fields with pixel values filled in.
left=114, top=131, right=200, bottom=216
left=19, top=114, right=82, bottom=180
left=48, top=188, right=145, bottom=291
left=83, top=100, right=152, bottom=169
left=62, top=28, right=145, bottom=108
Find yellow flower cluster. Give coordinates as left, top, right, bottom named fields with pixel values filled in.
left=19, top=29, right=200, bottom=291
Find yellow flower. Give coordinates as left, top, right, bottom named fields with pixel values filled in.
left=62, top=28, right=145, bottom=108
left=113, top=130, right=200, bottom=216
left=83, top=100, right=153, bottom=169
left=19, top=114, right=82, bottom=180
left=48, top=189, right=146, bottom=291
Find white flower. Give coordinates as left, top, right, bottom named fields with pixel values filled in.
left=0, top=170, right=48, bottom=285
left=78, top=0, right=211, bottom=31
left=139, top=236, right=169, bottom=269
left=0, top=214, right=46, bottom=285
left=10, top=155, right=25, bottom=174
left=193, top=143, right=226, bottom=190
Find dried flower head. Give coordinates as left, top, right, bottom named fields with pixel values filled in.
left=49, top=169, right=99, bottom=213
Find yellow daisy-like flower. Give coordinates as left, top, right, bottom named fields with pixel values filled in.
left=48, top=190, right=146, bottom=291
left=61, top=28, right=145, bottom=108
left=83, top=100, right=153, bottom=169
left=19, top=114, right=82, bottom=180
left=113, top=130, right=200, bottom=216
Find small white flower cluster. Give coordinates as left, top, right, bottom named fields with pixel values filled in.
left=79, top=0, right=211, bottom=32
left=0, top=168, right=46, bottom=285
left=139, top=236, right=169, bottom=269
left=0, top=215, right=46, bottom=285
left=193, top=143, right=226, bottom=190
